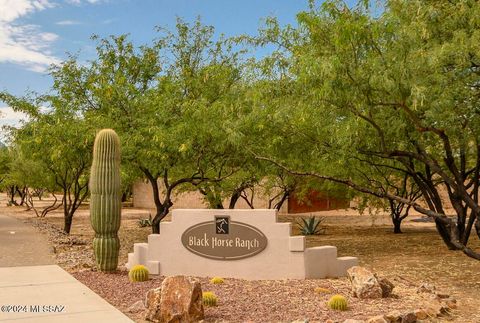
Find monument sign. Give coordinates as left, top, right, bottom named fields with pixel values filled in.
left=127, top=209, right=357, bottom=280
left=181, top=217, right=268, bottom=260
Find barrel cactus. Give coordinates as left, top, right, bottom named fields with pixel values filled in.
left=314, top=287, right=331, bottom=294
left=90, top=129, right=121, bottom=272
left=327, top=294, right=348, bottom=311
left=129, top=265, right=149, bottom=282
left=202, top=291, right=218, bottom=306
left=210, top=277, right=224, bottom=284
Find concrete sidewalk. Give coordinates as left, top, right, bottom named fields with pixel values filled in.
left=0, top=213, right=54, bottom=267
left=0, top=265, right=133, bottom=322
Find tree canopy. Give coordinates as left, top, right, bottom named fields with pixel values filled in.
left=1, top=0, right=480, bottom=260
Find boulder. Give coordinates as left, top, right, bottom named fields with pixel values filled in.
left=145, top=275, right=204, bottom=323
left=347, top=267, right=383, bottom=299
left=343, top=320, right=366, bottom=323
left=145, top=287, right=162, bottom=320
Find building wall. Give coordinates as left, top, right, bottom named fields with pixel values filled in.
left=133, top=180, right=348, bottom=214
left=133, top=180, right=290, bottom=213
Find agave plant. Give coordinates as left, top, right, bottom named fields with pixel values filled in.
left=296, top=215, right=325, bottom=235
left=138, top=214, right=153, bottom=228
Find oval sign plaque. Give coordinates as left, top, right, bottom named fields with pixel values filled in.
left=181, top=219, right=268, bottom=260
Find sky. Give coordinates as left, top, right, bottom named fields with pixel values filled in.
left=0, top=0, right=318, bottom=128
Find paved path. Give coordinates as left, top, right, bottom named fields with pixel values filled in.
left=0, top=210, right=132, bottom=322
left=0, top=265, right=133, bottom=322
left=0, top=213, right=54, bottom=267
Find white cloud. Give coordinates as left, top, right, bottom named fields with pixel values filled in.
left=0, top=106, right=29, bottom=125
left=0, top=0, right=60, bottom=72
left=55, top=20, right=81, bottom=25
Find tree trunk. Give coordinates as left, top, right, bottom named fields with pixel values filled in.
left=64, top=214, right=73, bottom=234
left=152, top=204, right=170, bottom=234
left=435, top=219, right=458, bottom=250
left=8, top=186, right=18, bottom=205
left=392, top=217, right=402, bottom=234
left=229, top=187, right=244, bottom=209
left=275, top=191, right=290, bottom=211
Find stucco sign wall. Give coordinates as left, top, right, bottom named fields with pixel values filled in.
left=126, top=209, right=357, bottom=280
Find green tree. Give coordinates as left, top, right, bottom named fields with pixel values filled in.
left=47, top=19, right=245, bottom=233
left=1, top=93, right=93, bottom=232
left=255, top=0, right=480, bottom=259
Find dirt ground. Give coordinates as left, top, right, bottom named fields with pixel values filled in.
left=2, top=194, right=480, bottom=322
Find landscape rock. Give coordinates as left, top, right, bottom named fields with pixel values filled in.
left=385, top=310, right=401, bottom=322
left=442, top=297, right=457, bottom=309
left=400, top=312, right=417, bottom=323
left=347, top=267, right=383, bottom=299
left=145, top=287, right=162, bottom=320
left=413, top=309, right=428, bottom=320
left=145, top=275, right=204, bottom=323
left=436, top=292, right=450, bottom=299
left=127, top=300, right=145, bottom=313
left=366, top=315, right=388, bottom=323
left=423, top=300, right=450, bottom=317
left=377, top=277, right=394, bottom=297
left=343, top=319, right=365, bottom=323
left=416, top=283, right=436, bottom=294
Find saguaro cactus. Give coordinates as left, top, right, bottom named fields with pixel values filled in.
left=90, top=129, right=121, bottom=272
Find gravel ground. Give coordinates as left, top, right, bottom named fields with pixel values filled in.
left=72, top=269, right=447, bottom=323
left=3, top=196, right=471, bottom=322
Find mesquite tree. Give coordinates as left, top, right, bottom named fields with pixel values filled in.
left=254, top=0, right=480, bottom=259
left=1, top=93, right=92, bottom=233
left=48, top=19, right=245, bottom=233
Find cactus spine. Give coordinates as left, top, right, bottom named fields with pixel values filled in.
left=202, top=292, right=218, bottom=306
left=210, top=277, right=224, bottom=284
left=129, top=265, right=149, bottom=282
left=90, top=129, right=121, bottom=272
left=327, top=294, right=348, bottom=311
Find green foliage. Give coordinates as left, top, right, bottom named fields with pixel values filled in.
left=327, top=294, right=348, bottom=311
left=128, top=265, right=149, bottom=282
left=90, top=129, right=121, bottom=272
left=202, top=291, right=218, bottom=307
left=0, top=92, right=93, bottom=232
left=252, top=0, right=480, bottom=259
left=138, top=214, right=153, bottom=228
left=209, top=277, right=224, bottom=284
left=296, top=216, right=325, bottom=235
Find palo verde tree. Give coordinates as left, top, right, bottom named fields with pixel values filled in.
left=253, top=0, right=480, bottom=259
